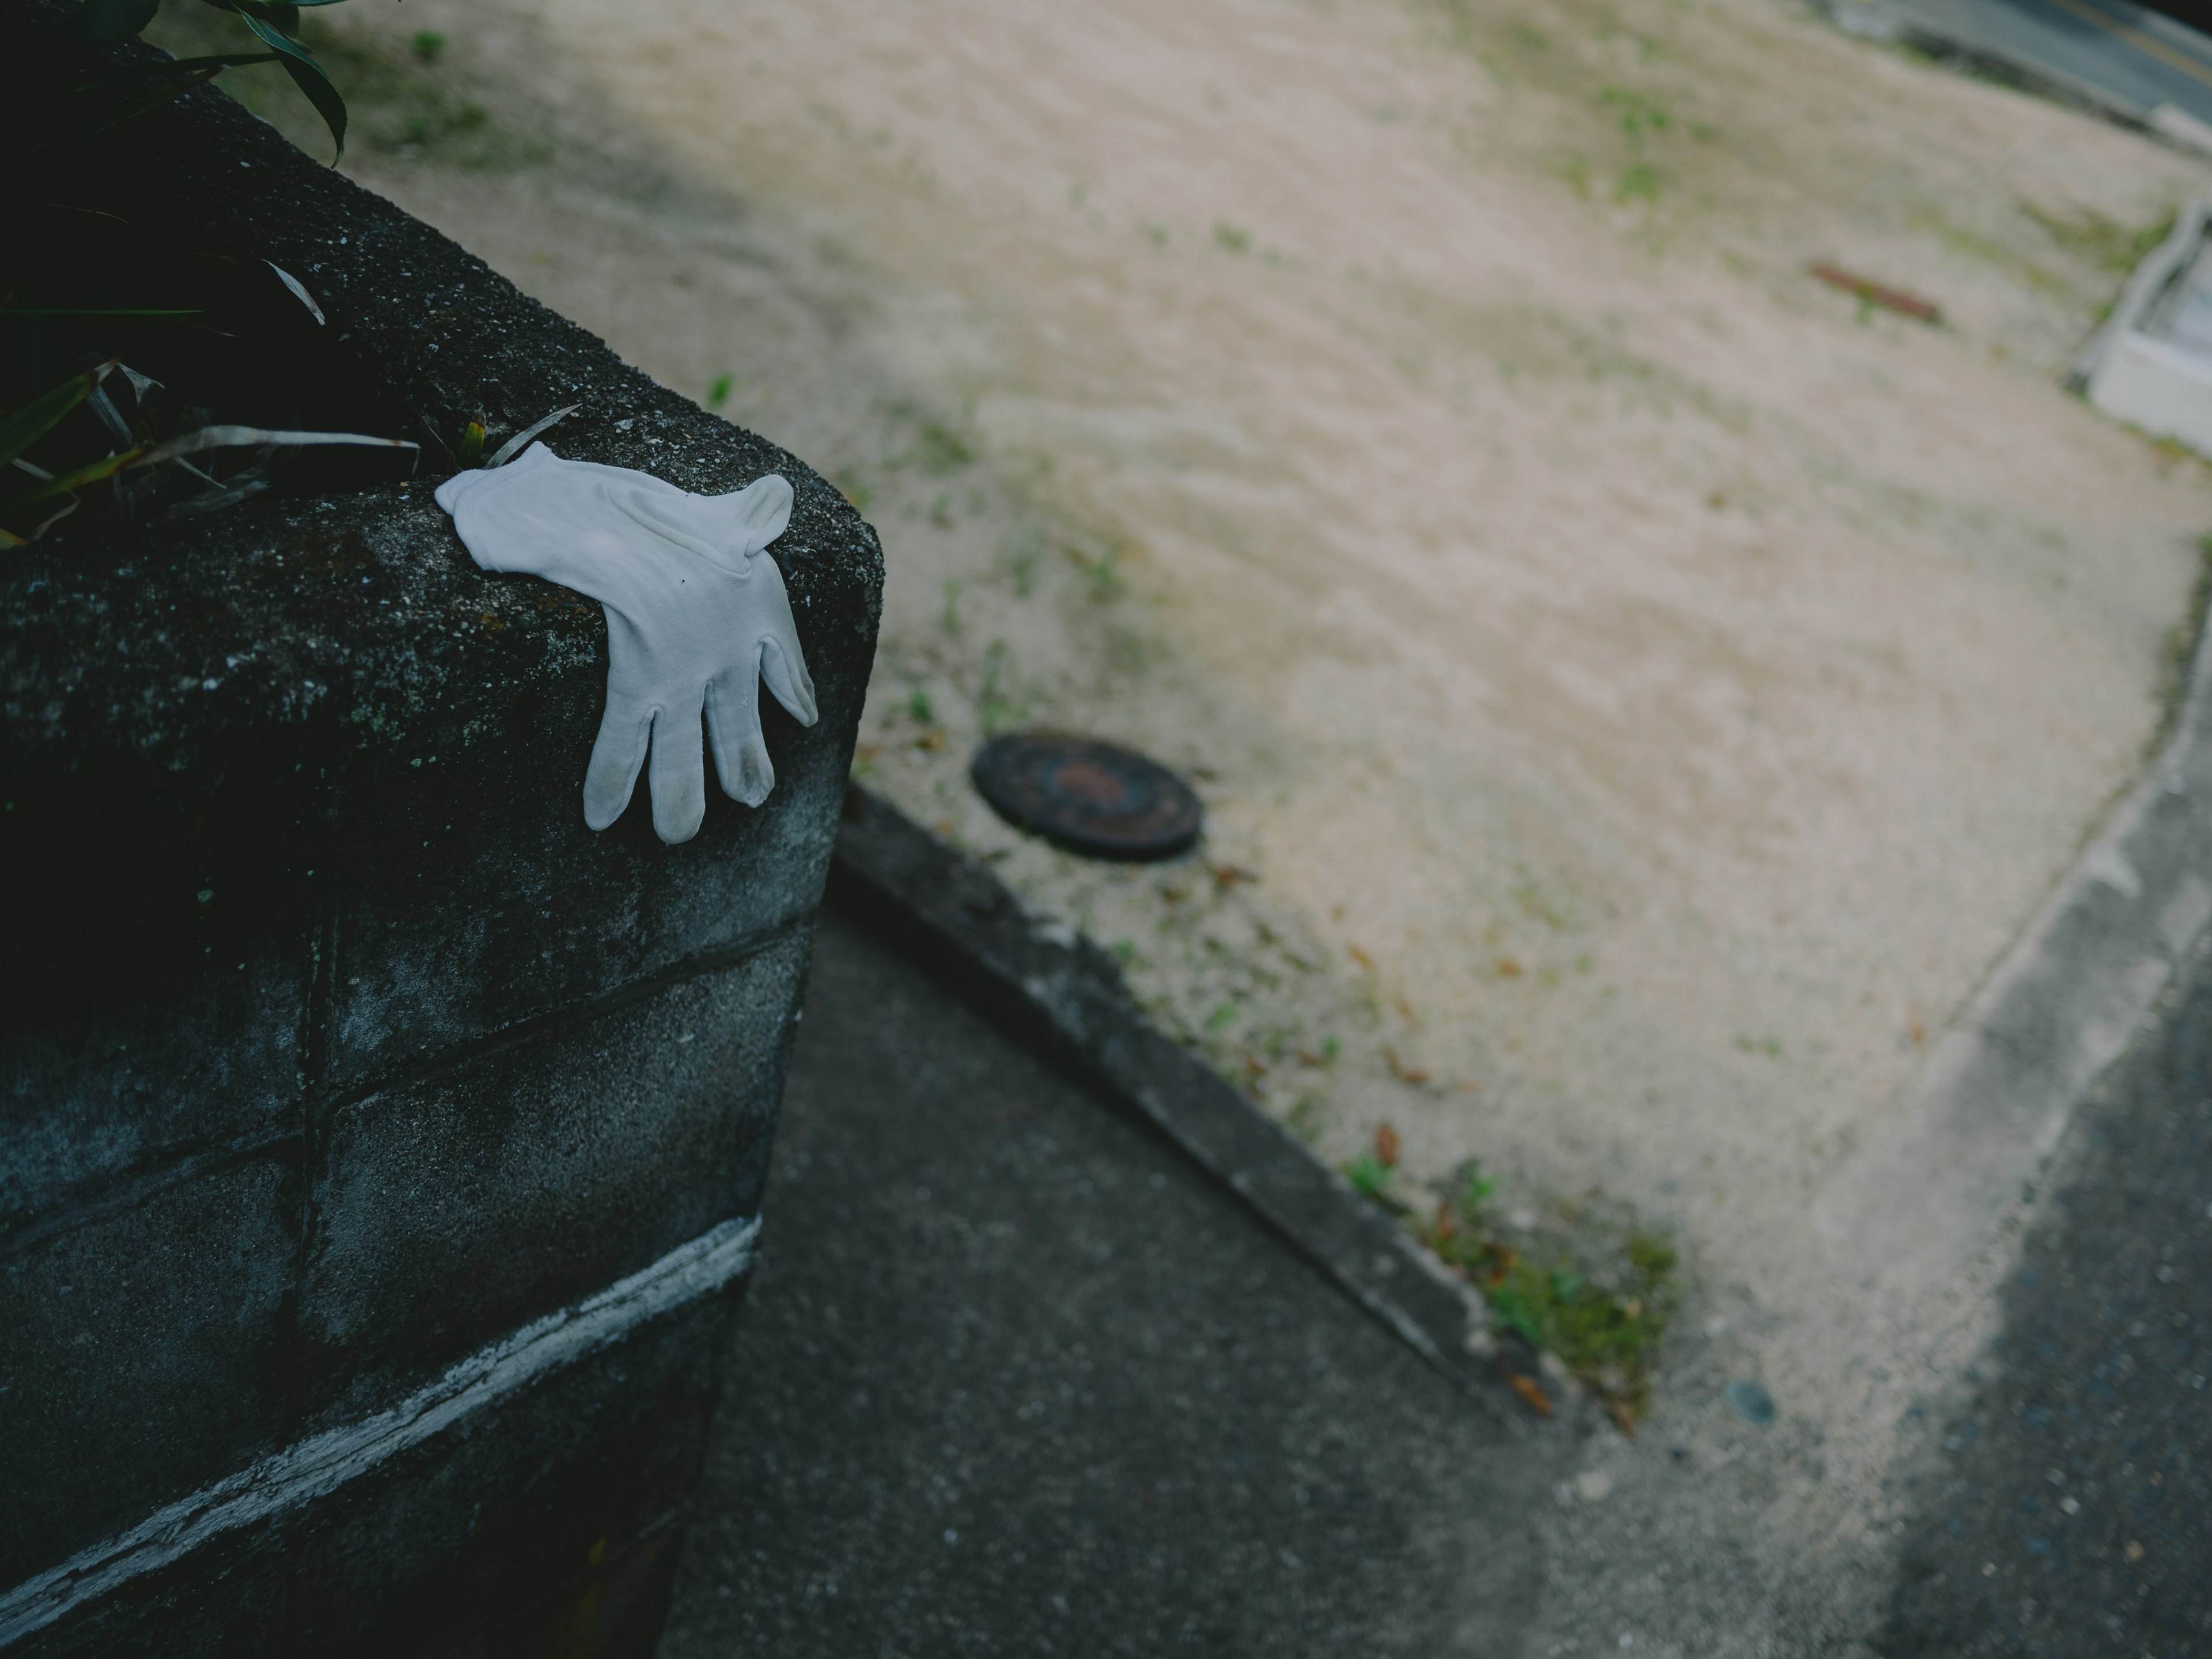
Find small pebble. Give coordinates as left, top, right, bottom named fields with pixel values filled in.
left=1575, top=1470, right=1613, bottom=1503
left=1725, top=1379, right=1776, bottom=1426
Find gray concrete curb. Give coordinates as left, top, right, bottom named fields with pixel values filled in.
left=827, top=787, right=1570, bottom=1441
left=1809, top=600, right=2212, bottom=1279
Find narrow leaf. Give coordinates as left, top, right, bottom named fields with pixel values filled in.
left=0, top=448, right=146, bottom=516
left=27, top=499, right=83, bottom=541
left=264, top=260, right=325, bottom=324
left=0, top=361, right=115, bottom=474
left=234, top=10, right=346, bottom=158
left=486, top=404, right=580, bottom=468
left=141, top=425, right=418, bottom=461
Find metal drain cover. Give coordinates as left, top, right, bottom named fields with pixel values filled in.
left=970, top=732, right=1203, bottom=861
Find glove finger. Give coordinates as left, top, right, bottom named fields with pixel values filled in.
left=647, top=691, right=710, bottom=845
left=722, top=472, right=793, bottom=555
left=758, top=633, right=819, bottom=728
left=704, top=666, right=775, bottom=808
left=582, top=690, right=652, bottom=832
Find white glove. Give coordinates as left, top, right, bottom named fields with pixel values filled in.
left=435, top=442, right=819, bottom=844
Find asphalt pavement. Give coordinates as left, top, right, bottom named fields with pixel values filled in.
left=1846, top=0, right=2212, bottom=134
left=1880, top=937, right=2212, bottom=1656
left=656, top=906, right=1560, bottom=1658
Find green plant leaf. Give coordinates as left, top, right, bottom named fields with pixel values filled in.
left=73, top=0, right=163, bottom=44
left=0, top=361, right=115, bottom=474
left=0, top=446, right=146, bottom=517
left=232, top=8, right=346, bottom=158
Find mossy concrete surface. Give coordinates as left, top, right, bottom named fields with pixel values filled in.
left=0, top=7, right=882, bottom=1650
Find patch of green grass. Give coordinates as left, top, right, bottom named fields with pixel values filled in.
left=1600, top=86, right=1670, bottom=143
left=1343, top=1151, right=1394, bottom=1198
left=906, top=686, right=935, bottom=724
left=1213, top=220, right=1252, bottom=253
left=978, top=639, right=1029, bottom=734
left=1484, top=1248, right=1672, bottom=1408
left=2020, top=200, right=2176, bottom=275
left=1001, top=527, right=1046, bottom=597
left=707, top=373, right=735, bottom=410
left=411, top=30, right=447, bottom=63
left=940, top=579, right=963, bottom=634
left=1286, top=1094, right=1330, bottom=1145
left=913, top=416, right=976, bottom=475
left=1414, top=1161, right=1678, bottom=1422
left=1062, top=541, right=1127, bottom=601
left=1910, top=206, right=2069, bottom=299
left=1614, top=162, right=1660, bottom=203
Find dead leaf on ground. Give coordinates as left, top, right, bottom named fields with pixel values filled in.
left=1385, top=1048, right=1430, bottom=1086
left=1374, top=1121, right=1402, bottom=1167
left=1504, top=1372, right=1553, bottom=1417
left=1209, top=863, right=1258, bottom=890
left=1495, top=958, right=1522, bottom=978
left=1347, top=945, right=1376, bottom=971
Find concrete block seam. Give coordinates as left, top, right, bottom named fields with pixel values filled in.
left=0, top=1214, right=760, bottom=1645
left=0, top=1127, right=302, bottom=1267
left=317, top=912, right=812, bottom=1118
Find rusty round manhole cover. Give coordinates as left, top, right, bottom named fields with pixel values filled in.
left=970, top=733, right=1203, bottom=861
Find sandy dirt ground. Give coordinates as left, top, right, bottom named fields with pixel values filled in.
left=164, top=0, right=2212, bottom=1648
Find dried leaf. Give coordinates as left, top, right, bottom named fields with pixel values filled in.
left=1505, top=1372, right=1552, bottom=1417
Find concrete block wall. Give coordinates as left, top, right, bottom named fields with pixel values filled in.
left=0, top=14, right=882, bottom=1650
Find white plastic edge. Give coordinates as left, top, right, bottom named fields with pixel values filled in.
left=2069, top=191, right=2212, bottom=390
